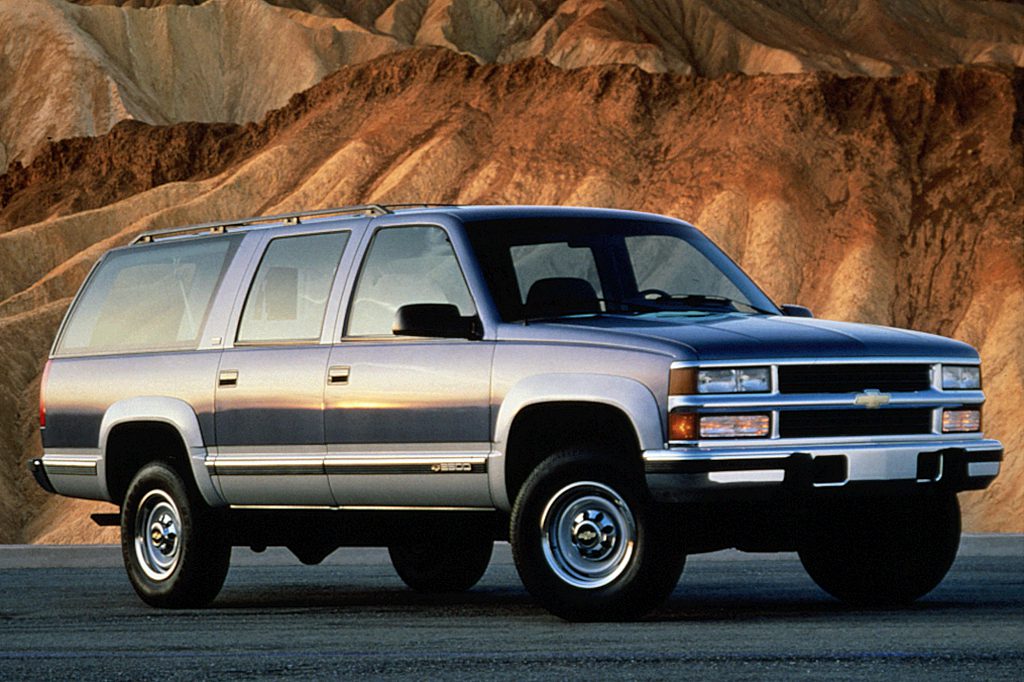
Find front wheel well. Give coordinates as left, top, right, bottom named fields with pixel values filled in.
left=105, top=421, right=191, bottom=504
left=504, top=402, right=642, bottom=506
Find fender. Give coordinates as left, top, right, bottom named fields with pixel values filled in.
left=99, top=397, right=225, bottom=507
left=489, top=373, right=664, bottom=511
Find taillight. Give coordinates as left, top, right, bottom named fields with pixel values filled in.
left=39, top=360, right=52, bottom=429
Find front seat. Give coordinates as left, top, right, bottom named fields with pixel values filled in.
left=525, top=277, right=601, bottom=318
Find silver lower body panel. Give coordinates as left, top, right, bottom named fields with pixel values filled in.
left=643, top=438, right=1003, bottom=503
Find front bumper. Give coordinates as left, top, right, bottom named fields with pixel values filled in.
left=644, top=438, right=1003, bottom=503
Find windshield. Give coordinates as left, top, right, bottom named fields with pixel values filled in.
left=464, top=217, right=779, bottom=322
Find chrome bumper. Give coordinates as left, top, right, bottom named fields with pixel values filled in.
left=32, top=452, right=109, bottom=501
left=643, top=438, right=1003, bottom=503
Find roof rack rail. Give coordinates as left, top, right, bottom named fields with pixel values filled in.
left=131, top=204, right=392, bottom=245
left=384, top=203, right=459, bottom=210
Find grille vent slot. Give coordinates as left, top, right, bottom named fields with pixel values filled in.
left=779, top=408, right=933, bottom=438
left=778, top=364, right=931, bottom=394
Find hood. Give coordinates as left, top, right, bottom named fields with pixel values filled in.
left=510, top=313, right=979, bottom=362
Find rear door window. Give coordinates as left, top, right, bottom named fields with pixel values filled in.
left=236, top=231, right=350, bottom=344
left=57, top=236, right=240, bottom=355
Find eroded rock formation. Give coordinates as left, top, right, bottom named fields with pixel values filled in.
left=0, top=47, right=1020, bottom=541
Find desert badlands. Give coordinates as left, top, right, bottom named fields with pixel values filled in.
left=0, top=0, right=1021, bottom=541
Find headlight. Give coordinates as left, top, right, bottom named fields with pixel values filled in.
left=697, top=367, right=770, bottom=393
left=942, top=365, right=981, bottom=390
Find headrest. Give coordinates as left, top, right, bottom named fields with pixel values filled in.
left=525, top=277, right=600, bottom=317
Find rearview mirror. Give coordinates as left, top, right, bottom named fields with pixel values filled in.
left=393, top=304, right=482, bottom=340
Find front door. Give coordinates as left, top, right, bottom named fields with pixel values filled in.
left=324, top=225, right=493, bottom=507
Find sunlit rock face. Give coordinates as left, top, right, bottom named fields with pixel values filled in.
left=0, top=1, right=1021, bottom=541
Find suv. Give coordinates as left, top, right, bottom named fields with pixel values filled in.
left=32, top=205, right=1003, bottom=621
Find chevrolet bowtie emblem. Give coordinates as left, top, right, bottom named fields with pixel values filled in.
left=854, top=390, right=891, bottom=409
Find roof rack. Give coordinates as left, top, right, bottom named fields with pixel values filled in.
left=131, top=204, right=394, bottom=245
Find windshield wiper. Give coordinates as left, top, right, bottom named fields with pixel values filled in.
left=648, top=294, right=778, bottom=316
left=522, top=298, right=661, bottom=324
left=599, top=298, right=664, bottom=314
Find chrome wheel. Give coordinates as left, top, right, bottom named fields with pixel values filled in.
left=540, top=481, right=636, bottom=589
left=134, top=489, right=182, bottom=582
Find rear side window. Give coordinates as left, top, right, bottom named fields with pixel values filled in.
left=57, top=236, right=240, bottom=355
left=236, top=231, right=349, bottom=344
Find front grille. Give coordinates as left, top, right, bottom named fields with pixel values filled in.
left=778, top=364, right=931, bottom=394
left=778, top=408, right=933, bottom=438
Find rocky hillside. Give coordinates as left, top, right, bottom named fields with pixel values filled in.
left=0, top=2, right=1021, bottom=542
left=5, top=0, right=1022, bottom=170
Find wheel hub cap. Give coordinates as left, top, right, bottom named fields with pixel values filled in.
left=134, top=490, right=183, bottom=582
left=149, top=513, right=178, bottom=556
left=571, top=513, right=615, bottom=559
left=540, top=481, right=637, bottom=589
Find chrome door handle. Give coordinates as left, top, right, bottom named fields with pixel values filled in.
left=328, top=366, right=350, bottom=385
left=218, top=370, right=238, bottom=387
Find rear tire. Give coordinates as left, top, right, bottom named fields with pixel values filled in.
left=799, top=492, right=961, bottom=606
left=389, top=535, right=493, bottom=592
left=120, top=462, right=230, bottom=608
left=510, top=450, right=686, bottom=621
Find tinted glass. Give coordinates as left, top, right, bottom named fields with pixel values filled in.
left=347, top=226, right=475, bottom=336
left=237, top=231, right=349, bottom=343
left=58, top=236, right=239, bottom=355
left=464, top=217, right=778, bottom=321
left=511, top=242, right=603, bottom=301
left=626, top=234, right=745, bottom=300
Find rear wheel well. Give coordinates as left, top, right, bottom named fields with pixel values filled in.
left=504, top=402, right=641, bottom=506
left=105, top=422, right=191, bottom=504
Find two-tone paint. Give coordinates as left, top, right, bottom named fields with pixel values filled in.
left=37, top=206, right=1003, bottom=514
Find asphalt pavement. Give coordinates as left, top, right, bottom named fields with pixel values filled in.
left=1, top=536, right=1021, bottom=680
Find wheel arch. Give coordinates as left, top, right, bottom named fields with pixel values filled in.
left=490, top=374, right=664, bottom=511
left=99, top=397, right=224, bottom=507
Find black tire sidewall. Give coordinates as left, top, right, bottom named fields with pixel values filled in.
left=799, top=492, right=961, bottom=606
left=510, top=450, right=684, bottom=621
left=121, top=462, right=228, bottom=608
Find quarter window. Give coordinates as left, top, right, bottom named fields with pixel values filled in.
left=57, top=236, right=239, bottom=355
left=237, top=232, right=349, bottom=343
left=347, top=226, right=475, bottom=337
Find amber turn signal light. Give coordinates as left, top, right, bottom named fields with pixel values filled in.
left=669, top=368, right=697, bottom=395
left=668, top=411, right=698, bottom=440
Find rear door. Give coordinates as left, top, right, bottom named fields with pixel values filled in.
left=212, top=227, right=356, bottom=505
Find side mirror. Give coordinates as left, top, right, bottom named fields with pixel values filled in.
left=780, top=304, right=814, bottom=318
left=392, top=304, right=482, bottom=340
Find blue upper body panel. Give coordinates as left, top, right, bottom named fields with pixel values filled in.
left=508, top=312, right=978, bottom=362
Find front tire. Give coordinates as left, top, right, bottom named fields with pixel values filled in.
left=121, top=462, right=230, bottom=608
left=799, top=492, right=961, bottom=606
left=510, top=450, right=686, bottom=621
